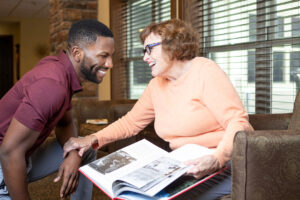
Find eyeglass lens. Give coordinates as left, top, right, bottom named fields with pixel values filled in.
left=143, top=42, right=161, bottom=55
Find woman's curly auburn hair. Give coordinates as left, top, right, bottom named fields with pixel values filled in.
left=140, top=19, right=199, bottom=61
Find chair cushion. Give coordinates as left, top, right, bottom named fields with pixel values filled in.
left=288, top=90, right=300, bottom=130
left=232, top=130, right=300, bottom=200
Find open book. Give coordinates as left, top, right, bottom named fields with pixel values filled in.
left=79, top=139, right=228, bottom=200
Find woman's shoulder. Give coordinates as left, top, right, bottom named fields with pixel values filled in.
left=192, top=56, right=217, bottom=66
left=191, top=57, right=220, bottom=72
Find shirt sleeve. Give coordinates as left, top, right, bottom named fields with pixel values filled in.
left=14, top=78, right=66, bottom=132
left=200, top=60, right=253, bottom=166
left=93, top=83, right=155, bottom=148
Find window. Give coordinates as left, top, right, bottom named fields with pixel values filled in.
left=290, top=51, right=300, bottom=82
left=127, top=0, right=171, bottom=99
left=273, top=52, right=284, bottom=82
left=110, top=0, right=171, bottom=99
left=248, top=51, right=255, bottom=83
left=185, top=0, right=300, bottom=114
left=292, top=17, right=300, bottom=37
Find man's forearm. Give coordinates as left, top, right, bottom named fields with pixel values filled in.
left=0, top=152, right=29, bottom=199
left=0, top=117, right=40, bottom=199
left=56, top=110, right=79, bottom=149
left=55, top=121, right=77, bottom=146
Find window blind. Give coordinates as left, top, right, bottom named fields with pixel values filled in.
left=110, top=0, right=171, bottom=100
left=184, top=0, right=300, bottom=114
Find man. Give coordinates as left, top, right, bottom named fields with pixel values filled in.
left=0, top=19, right=114, bottom=199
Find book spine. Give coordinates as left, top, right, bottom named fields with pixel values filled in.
left=114, top=197, right=127, bottom=200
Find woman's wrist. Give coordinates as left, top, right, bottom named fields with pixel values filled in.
left=213, top=151, right=228, bottom=168
left=89, top=134, right=100, bottom=149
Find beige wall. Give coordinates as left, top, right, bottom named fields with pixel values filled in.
left=0, top=18, right=49, bottom=82
left=0, top=21, right=20, bottom=83
left=98, top=0, right=111, bottom=100
left=20, top=18, right=50, bottom=77
left=0, top=22, right=19, bottom=39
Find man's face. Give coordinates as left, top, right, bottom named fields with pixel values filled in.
left=79, top=36, right=114, bottom=84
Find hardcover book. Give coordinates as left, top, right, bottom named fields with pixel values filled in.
left=79, top=139, right=228, bottom=200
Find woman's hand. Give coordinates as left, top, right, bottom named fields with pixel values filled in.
left=184, top=154, right=222, bottom=179
left=63, top=135, right=98, bottom=158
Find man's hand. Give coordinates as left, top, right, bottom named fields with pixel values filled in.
left=54, top=150, right=82, bottom=198
left=55, top=110, right=97, bottom=198
left=184, top=154, right=222, bottom=179
left=63, top=135, right=98, bottom=158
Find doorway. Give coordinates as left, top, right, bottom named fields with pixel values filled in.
left=0, top=35, right=13, bottom=98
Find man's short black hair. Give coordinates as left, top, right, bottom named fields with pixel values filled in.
left=68, top=19, right=113, bottom=49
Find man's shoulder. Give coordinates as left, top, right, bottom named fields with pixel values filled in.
left=36, top=55, right=64, bottom=72
left=24, top=57, right=68, bottom=86
left=21, top=78, right=67, bottom=107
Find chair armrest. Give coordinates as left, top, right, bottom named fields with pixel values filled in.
left=108, top=103, right=135, bottom=123
left=107, top=100, right=137, bottom=122
left=232, top=130, right=300, bottom=200
left=249, top=113, right=292, bottom=130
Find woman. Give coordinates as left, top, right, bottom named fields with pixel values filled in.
left=64, top=19, right=252, bottom=199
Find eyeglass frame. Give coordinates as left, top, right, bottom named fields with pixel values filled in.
left=143, top=42, right=161, bottom=55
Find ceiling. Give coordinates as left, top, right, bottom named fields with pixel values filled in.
left=0, top=0, right=49, bottom=19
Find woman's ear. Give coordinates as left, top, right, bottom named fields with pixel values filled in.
left=71, top=46, right=83, bottom=63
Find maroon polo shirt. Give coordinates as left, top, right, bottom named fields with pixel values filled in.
left=0, top=51, right=82, bottom=156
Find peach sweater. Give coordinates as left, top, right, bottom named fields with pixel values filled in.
left=93, top=57, right=252, bottom=166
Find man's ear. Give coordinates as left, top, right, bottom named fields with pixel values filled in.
left=71, top=46, right=83, bottom=63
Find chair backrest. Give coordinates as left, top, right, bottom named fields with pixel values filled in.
left=71, top=98, right=112, bottom=131
left=288, top=89, right=300, bottom=130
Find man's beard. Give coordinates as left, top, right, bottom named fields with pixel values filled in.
left=80, top=57, right=101, bottom=84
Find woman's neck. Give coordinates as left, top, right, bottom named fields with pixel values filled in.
left=163, top=59, right=192, bottom=81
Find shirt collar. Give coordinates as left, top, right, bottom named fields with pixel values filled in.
left=57, top=50, right=82, bottom=93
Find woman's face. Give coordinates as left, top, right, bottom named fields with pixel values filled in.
left=143, top=33, right=171, bottom=77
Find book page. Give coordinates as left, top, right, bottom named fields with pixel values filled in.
left=113, top=156, right=188, bottom=197
left=79, top=139, right=168, bottom=197
left=113, top=143, right=219, bottom=199
left=169, top=144, right=215, bottom=162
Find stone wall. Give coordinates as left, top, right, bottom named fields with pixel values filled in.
left=49, top=0, right=98, bottom=97
left=49, top=0, right=97, bottom=54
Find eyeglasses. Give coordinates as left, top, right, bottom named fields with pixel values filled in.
left=143, top=42, right=161, bottom=55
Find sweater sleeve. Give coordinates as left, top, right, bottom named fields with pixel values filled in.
left=92, top=83, right=155, bottom=148
left=200, top=60, right=253, bottom=166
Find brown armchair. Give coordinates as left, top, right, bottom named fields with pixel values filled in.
left=232, top=91, right=300, bottom=200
